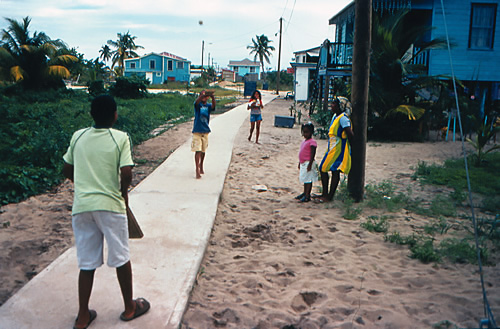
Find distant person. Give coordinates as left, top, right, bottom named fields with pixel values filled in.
left=63, top=95, right=150, bottom=329
left=192, top=90, right=216, bottom=178
left=315, top=96, right=354, bottom=203
left=296, top=122, right=318, bottom=202
left=247, top=90, right=264, bottom=144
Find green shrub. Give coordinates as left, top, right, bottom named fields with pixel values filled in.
left=410, top=238, right=441, bottom=263
left=361, top=215, right=390, bottom=233
left=439, top=238, right=486, bottom=264
left=384, top=232, right=418, bottom=247
left=87, top=80, right=106, bottom=97
left=109, top=76, right=149, bottom=99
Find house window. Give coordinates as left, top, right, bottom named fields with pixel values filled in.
left=156, top=72, right=161, bottom=77
left=130, top=62, right=136, bottom=69
left=234, top=67, right=238, bottom=72
left=177, top=61, right=184, bottom=69
left=150, top=60, right=156, bottom=69
left=469, top=3, right=497, bottom=49
left=167, top=60, right=173, bottom=71
left=250, top=67, right=256, bottom=73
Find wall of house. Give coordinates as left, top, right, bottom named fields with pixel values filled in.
left=230, top=66, right=260, bottom=79
left=429, top=0, right=500, bottom=82
left=294, top=66, right=310, bottom=101
left=124, top=54, right=190, bottom=83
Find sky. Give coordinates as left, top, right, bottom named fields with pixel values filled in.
left=0, top=0, right=352, bottom=71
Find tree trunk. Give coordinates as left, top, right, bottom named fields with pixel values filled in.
left=348, top=0, right=372, bottom=202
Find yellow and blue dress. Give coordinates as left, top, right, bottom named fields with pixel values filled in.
left=319, top=112, right=351, bottom=174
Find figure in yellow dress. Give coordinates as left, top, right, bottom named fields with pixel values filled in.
left=316, top=96, right=354, bottom=202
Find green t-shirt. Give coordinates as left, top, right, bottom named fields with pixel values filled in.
left=63, top=127, right=134, bottom=215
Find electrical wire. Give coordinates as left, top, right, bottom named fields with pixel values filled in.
left=439, top=1, right=497, bottom=327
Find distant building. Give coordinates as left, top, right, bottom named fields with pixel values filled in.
left=228, top=58, right=260, bottom=81
left=190, top=67, right=203, bottom=81
left=290, top=46, right=320, bottom=101
left=221, top=69, right=236, bottom=82
left=124, top=52, right=191, bottom=84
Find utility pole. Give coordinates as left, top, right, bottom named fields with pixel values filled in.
left=348, top=0, right=372, bottom=202
left=201, top=40, right=204, bottom=71
left=276, top=17, right=283, bottom=95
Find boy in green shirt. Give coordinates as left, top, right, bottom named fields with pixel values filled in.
left=63, top=95, right=150, bottom=329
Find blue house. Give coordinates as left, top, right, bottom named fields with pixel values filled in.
left=124, top=52, right=191, bottom=84
left=328, top=0, right=500, bottom=101
left=228, top=59, right=260, bottom=81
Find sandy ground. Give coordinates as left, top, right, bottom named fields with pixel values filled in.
left=1, top=98, right=499, bottom=329
left=180, top=99, right=500, bottom=329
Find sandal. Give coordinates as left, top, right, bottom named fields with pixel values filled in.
left=294, top=193, right=305, bottom=200
left=298, top=195, right=311, bottom=203
left=73, top=310, right=97, bottom=329
left=120, top=298, right=151, bottom=322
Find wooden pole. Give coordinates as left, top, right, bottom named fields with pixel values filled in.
left=276, top=17, right=283, bottom=95
left=201, top=40, right=204, bottom=71
left=348, top=0, right=372, bottom=202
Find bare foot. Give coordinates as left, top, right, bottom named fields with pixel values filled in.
left=200, top=168, right=204, bottom=174
left=196, top=170, right=202, bottom=179
left=255, top=141, right=260, bottom=144
left=248, top=136, right=252, bottom=141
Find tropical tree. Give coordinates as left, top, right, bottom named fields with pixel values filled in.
left=0, top=16, right=78, bottom=89
left=99, top=44, right=112, bottom=64
left=368, top=9, right=448, bottom=140
left=107, top=31, right=143, bottom=76
left=247, top=34, right=275, bottom=78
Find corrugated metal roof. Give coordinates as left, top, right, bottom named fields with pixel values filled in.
left=228, top=58, right=259, bottom=66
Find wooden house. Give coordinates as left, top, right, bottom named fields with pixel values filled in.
left=124, top=52, right=191, bottom=84
left=228, top=59, right=260, bottom=81
left=328, top=0, right=500, bottom=101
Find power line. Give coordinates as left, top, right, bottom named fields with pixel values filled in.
left=285, top=0, right=297, bottom=33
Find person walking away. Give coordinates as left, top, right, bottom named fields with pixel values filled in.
left=316, top=96, right=354, bottom=203
left=247, top=90, right=264, bottom=144
left=192, top=90, right=216, bottom=178
left=296, top=122, right=318, bottom=202
left=63, top=95, right=150, bottom=329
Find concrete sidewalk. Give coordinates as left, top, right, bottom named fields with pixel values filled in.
left=0, top=93, right=276, bottom=329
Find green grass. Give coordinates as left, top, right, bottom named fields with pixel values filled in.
left=360, top=215, right=390, bottom=233
left=413, top=154, right=500, bottom=207
left=0, top=89, right=232, bottom=206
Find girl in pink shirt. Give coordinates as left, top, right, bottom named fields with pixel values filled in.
left=296, top=122, right=318, bottom=202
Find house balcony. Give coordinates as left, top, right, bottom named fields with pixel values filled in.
left=318, top=42, right=430, bottom=76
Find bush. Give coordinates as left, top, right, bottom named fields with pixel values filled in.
left=0, top=91, right=196, bottom=205
left=87, top=80, right=106, bottom=97
left=109, top=76, right=149, bottom=99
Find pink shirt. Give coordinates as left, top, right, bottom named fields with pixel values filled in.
left=299, top=138, right=317, bottom=163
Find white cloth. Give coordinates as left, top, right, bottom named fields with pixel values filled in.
left=299, top=161, right=319, bottom=184
left=72, top=210, right=130, bottom=270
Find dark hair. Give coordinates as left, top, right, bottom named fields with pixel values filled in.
left=252, top=90, right=262, bottom=100
left=91, top=95, right=117, bottom=126
left=301, top=122, right=314, bottom=133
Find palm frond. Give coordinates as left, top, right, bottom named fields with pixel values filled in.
left=385, top=105, right=425, bottom=120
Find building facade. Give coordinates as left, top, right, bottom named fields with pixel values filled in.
left=124, top=52, right=191, bottom=84
left=228, top=59, right=260, bottom=81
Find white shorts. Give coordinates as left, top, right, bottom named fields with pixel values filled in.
left=299, top=161, right=319, bottom=184
left=72, top=211, right=130, bottom=270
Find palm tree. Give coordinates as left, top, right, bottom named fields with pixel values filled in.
left=370, top=9, right=447, bottom=118
left=107, top=31, right=143, bottom=76
left=247, top=34, right=275, bottom=78
left=368, top=9, right=449, bottom=140
left=99, top=44, right=112, bottom=64
left=0, top=16, right=78, bottom=89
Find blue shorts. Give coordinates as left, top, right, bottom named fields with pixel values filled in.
left=250, top=114, right=262, bottom=122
